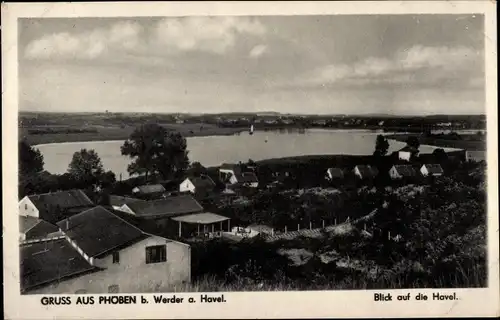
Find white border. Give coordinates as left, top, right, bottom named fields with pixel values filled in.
left=2, top=1, right=498, bottom=319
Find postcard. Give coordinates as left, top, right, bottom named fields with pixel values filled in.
left=2, top=1, right=499, bottom=319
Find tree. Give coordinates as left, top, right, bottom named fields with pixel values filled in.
left=188, top=162, right=207, bottom=177
left=121, top=123, right=189, bottom=180
left=406, top=136, right=421, bottom=150
left=19, top=140, right=44, bottom=176
left=67, top=149, right=104, bottom=183
left=373, top=135, right=390, bottom=157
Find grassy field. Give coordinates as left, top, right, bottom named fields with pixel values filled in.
left=19, top=124, right=245, bottom=145
left=387, top=133, right=486, bottom=151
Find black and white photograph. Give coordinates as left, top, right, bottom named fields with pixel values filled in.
left=3, top=1, right=499, bottom=319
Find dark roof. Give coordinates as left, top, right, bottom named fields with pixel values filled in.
left=392, top=165, right=417, bottom=177
left=133, top=184, right=166, bottom=194
left=108, top=195, right=145, bottom=207
left=422, top=164, right=444, bottom=174
left=57, top=206, right=147, bottom=258
left=220, top=163, right=242, bottom=174
left=27, top=190, right=94, bottom=220
left=20, top=216, right=59, bottom=239
left=354, top=165, right=378, bottom=178
left=187, top=175, right=216, bottom=191
left=19, top=216, right=41, bottom=233
left=125, top=195, right=204, bottom=218
left=234, top=172, right=259, bottom=183
left=20, top=238, right=98, bottom=292
left=327, top=168, right=344, bottom=178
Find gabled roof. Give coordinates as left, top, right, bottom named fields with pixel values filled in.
left=171, top=212, right=230, bottom=225
left=219, top=163, right=242, bottom=174
left=422, top=164, right=444, bottom=174
left=108, top=195, right=145, bottom=207
left=27, top=189, right=95, bottom=220
left=125, top=195, right=204, bottom=218
left=19, top=216, right=59, bottom=239
left=234, top=172, right=259, bottom=183
left=392, top=165, right=417, bottom=177
left=327, top=168, right=344, bottom=178
left=57, top=206, right=147, bottom=258
left=133, top=184, right=166, bottom=194
left=354, top=165, right=378, bottom=178
left=20, top=238, right=99, bottom=292
left=185, top=175, right=216, bottom=191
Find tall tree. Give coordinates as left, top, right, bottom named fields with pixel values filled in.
left=406, top=136, right=421, bottom=150
left=373, top=135, right=390, bottom=157
left=121, top=123, right=189, bottom=180
left=67, top=149, right=104, bottom=183
left=19, top=140, right=44, bottom=176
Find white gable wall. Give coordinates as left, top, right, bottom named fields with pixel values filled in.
left=179, top=179, right=196, bottom=193
left=19, top=197, right=39, bottom=218
left=398, top=151, right=411, bottom=161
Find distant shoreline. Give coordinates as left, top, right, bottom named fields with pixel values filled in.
left=30, top=128, right=386, bottom=147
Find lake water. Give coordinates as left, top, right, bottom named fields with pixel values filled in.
left=35, top=129, right=459, bottom=178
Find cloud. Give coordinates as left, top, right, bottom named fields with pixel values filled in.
left=24, top=21, right=142, bottom=60
left=23, top=17, right=266, bottom=61
left=248, top=44, right=268, bottom=59
left=154, top=16, right=266, bottom=55
left=294, top=45, right=482, bottom=89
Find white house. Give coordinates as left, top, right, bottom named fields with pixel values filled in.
left=420, top=164, right=444, bottom=177
left=397, top=146, right=419, bottom=161
left=326, top=168, right=344, bottom=180
left=179, top=175, right=216, bottom=195
left=389, top=165, right=417, bottom=180
left=353, top=165, right=378, bottom=180
left=21, top=206, right=191, bottom=294
left=219, top=163, right=258, bottom=188
left=18, top=189, right=95, bottom=224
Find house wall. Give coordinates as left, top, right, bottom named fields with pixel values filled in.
left=389, top=167, right=401, bottom=179
left=18, top=197, right=39, bottom=218
left=398, top=151, right=411, bottom=161
left=26, top=236, right=191, bottom=294
left=354, top=167, right=362, bottom=179
left=229, top=175, right=238, bottom=185
left=179, top=179, right=195, bottom=193
left=420, top=166, right=429, bottom=176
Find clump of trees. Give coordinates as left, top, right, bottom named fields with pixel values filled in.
left=373, top=135, right=390, bottom=157
left=121, top=123, right=189, bottom=181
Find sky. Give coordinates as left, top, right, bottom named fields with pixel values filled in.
left=18, top=15, right=485, bottom=115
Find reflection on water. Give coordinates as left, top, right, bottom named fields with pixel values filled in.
left=36, top=129, right=459, bottom=178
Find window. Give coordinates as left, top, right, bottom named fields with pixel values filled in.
left=108, top=285, right=119, bottom=293
left=25, top=204, right=27, bottom=210
left=75, top=289, right=87, bottom=294
left=112, top=252, right=120, bottom=264
left=145, top=245, right=167, bottom=264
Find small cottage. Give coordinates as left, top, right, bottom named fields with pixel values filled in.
left=420, top=164, right=444, bottom=177
left=18, top=189, right=95, bottom=224
left=389, top=165, right=418, bottom=180
left=353, top=165, right=379, bottom=180
left=179, top=175, right=216, bottom=196
left=397, top=146, right=419, bottom=161
left=326, top=168, right=344, bottom=180
left=132, top=184, right=166, bottom=198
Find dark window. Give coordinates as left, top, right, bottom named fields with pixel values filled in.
left=145, top=245, right=167, bottom=264
left=108, top=285, right=119, bottom=293
left=112, top=252, right=120, bottom=264
left=25, top=204, right=28, bottom=210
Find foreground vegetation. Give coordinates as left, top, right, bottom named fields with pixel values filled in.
left=18, top=121, right=487, bottom=290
